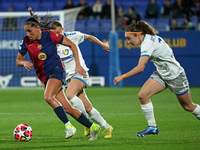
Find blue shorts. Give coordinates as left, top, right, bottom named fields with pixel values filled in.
left=48, top=70, right=66, bottom=84
left=42, top=69, right=66, bottom=90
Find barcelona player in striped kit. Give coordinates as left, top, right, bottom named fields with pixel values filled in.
left=16, top=14, right=100, bottom=141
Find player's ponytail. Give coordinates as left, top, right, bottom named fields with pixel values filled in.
left=125, top=20, right=158, bottom=35
left=25, top=7, right=55, bottom=31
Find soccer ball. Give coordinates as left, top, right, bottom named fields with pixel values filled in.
left=13, top=124, right=33, bottom=142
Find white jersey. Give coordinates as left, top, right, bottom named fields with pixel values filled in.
left=57, top=31, right=89, bottom=75
left=141, top=34, right=184, bottom=80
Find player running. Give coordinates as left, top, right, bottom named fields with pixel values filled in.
left=16, top=9, right=100, bottom=141
left=50, top=20, right=113, bottom=138
left=114, top=20, right=200, bottom=137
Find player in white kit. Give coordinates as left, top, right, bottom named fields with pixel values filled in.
left=51, top=21, right=113, bottom=139
left=114, top=20, right=200, bottom=137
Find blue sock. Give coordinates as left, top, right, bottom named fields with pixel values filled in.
left=54, top=106, right=69, bottom=124
left=77, top=113, right=93, bottom=128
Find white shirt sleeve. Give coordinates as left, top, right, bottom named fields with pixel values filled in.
left=140, top=35, right=155, bottom=57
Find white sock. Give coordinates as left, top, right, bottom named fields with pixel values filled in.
left=70, top=96, right=87, bottom=118
left=141, top=102, right=157, bottom=127
left=192, top=104, right=200, bottom=120
left=65, top=121, right=71, bottom=127
left=88, top=107, right=109, bottom=129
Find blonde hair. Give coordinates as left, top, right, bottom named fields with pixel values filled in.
left=125, top=20, right=158, bottom=35
left=50, top=20, right=63, bottom=29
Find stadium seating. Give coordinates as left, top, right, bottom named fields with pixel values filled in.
left=0, top=0, right=200, bottom=32
left=41, top=0, right=55, bottom=11
left=14, top=1, right=28, bottom=12
left=99, top=19, right=111, bottom=31
left=87, top=0, right=95, bottom=7
left=190, top=17, right=198, bottom=29
left=75, top=19, right=87, bottom=31
left=144, top=18, right=157, bottom=28
left=28, top=0, right=42, bottom=11
left=122, top=1, right=134, bottom=8
left=54, top=0, right=66, bottom=10
left=176, top=18, right=184, bottom=25
left=136, top=8, right=146, bottom=19
left=115, top=0, right=123, bottom=7
left=86, top=19, right=100, bottom=32
left=73, top=0, right=81, bottom=6
left=156, top=18, right=170, bottom=31
left=1, top=0, right=14, bottom=11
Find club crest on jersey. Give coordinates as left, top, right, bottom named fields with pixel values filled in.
left=37, top=44, right=42, bottom=50
left=38, top=53, right=47, bottom=60
left=62, top=49, right=69, bottom=56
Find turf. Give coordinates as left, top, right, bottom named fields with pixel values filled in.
left=0, top=87, right=200, bottom=150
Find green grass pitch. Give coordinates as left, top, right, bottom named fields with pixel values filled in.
left=0, top=87, right=200, bottom=150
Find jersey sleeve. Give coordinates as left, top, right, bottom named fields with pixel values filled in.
left=75, top=31, right=85, bottom=44
left=48, top=30, right=64, bottom=44
left=140, top=36, right=155, bottom=58
left=19, top=37, right=28, bottom=56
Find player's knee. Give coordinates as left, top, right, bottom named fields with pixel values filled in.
left=66, top=91, right=75, bottom=100
left=44, top=94, right=54, bottom=104
left=138, top=92, right=146, bottom=101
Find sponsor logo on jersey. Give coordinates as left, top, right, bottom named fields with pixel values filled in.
left=62, top=49, right=69, bottom=56
left=37, top=44, right=42, bottom=50
left=38, top=53, right=47, bottom=60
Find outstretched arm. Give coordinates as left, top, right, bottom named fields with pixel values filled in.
left=113, top=56, right=149, bottom=86
left=85, top=34, right=110, bottom=52
left=62, top=36, right=86, bottom=77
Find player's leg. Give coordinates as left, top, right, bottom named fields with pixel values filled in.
left=66, top=78, right=87, bottom=117
left=78, top=89, right=113, bottom=138
left=176, top=90, right=200, bottom=119
left=137, top=77, right=165, bottom=137
left=56, top=86, right=100, bottom=140
left=44, top=78, right=76, bottom=138
left=56, top=90, right=82, bottom=118
left=168, top=71, right=200, bottom=120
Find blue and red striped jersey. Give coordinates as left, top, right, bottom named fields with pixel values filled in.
left=19, top=30, right=64, bottom=82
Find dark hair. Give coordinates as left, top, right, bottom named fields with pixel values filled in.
left=125, top=20, right=158, bottom=35
left=25, top=12, right=55, bottom=30
left=50, top=20, right=63, bottom=29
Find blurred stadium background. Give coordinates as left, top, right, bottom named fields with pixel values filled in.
left=0, top=0, right=200, bottom=88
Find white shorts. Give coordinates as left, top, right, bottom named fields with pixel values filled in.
left=150, top=71, right=189, bottom=96
left=64, top=71, right=89, bottom=88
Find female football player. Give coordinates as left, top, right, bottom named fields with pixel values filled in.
left=16, top=10, right=100, bottom=141
left=114, top=20, right=200, bottom=137
left=50, top=20, right=113, bottom=138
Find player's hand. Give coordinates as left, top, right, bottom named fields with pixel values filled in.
left=102, top=42, right=110, bottom=52
left=75, top=65, right=86, bottom=78
left=113, top=76, right=123, bottom=86
left=23, top=61, right=33, bottom=71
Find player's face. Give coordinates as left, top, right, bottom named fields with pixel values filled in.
left=51, top=26, right=63, bottom=35
left=125, top=33, right=141, bottom=48
left=24, top=25, right=41, bottom=41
